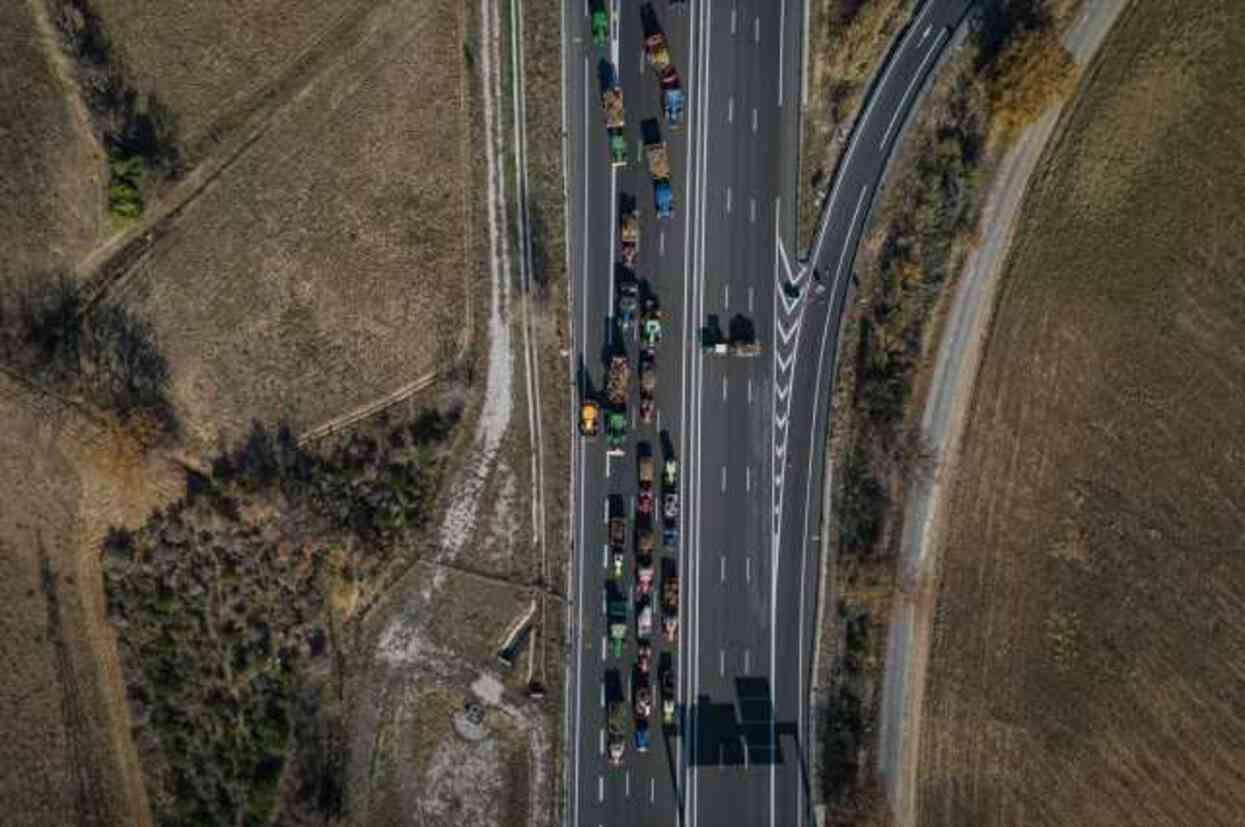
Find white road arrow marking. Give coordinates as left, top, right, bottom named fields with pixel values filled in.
left=776, top=348, right=795, bottom=374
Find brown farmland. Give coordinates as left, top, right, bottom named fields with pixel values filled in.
left=105, top=0, right=470, bottom=454
left=0, top=374, right=181, bottom=827
left=0, top=1, right=104, bottom=278
left=93, top=0, right=364, bottom=144
left=917, top=1, right=1245, bottom=824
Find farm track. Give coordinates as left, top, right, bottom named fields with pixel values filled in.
left=73, top=0, right=398, bottom=315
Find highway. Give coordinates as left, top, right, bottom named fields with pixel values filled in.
left=564, top=2, right=971, bottom=825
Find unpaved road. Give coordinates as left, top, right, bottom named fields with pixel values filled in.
left=878, top=1, right=1132, bottom=822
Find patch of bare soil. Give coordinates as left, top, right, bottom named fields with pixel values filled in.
left=917, top=2, right=1245, bottom=824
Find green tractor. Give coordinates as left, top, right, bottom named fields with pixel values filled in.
left=592, top=2, right=609, bottom=48
left=606, top=410, right=628, bottom=457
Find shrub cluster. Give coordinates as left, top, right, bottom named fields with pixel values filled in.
left=103, top=414, right=458, bottom=826
left=50, top=0, right=182, bottom=217
left=0, top=274, right=177, bottom=439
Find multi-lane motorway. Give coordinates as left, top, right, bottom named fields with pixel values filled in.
left=564, top=2, right=971, bottom=825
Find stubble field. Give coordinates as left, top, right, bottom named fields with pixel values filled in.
left=106, top=0, right=470, bottom=454
left=0, top=374, right=182, bottom=827
left=0, top=1, right=103, bottom=279
left=917, top=2, right=1245, bottom=824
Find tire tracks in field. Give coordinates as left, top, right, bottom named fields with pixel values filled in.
left=72, top=0, right=407, bottom=316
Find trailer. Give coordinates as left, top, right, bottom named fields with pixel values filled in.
left=620, top=207, right=639, bottom=266
left=608, top=592, right=628, bottom=657
left=606, top=354, right=630, bottom=407
left=608, top=700, right=627, bottom=764
left=609, top=513, right=627, bottom=580
left=637, top=554, right=655, bottom=596
left=645, top=140, right=674, bottom=219
left=641, top=299, right=663, bottom=353
left=638, top=453, right=655, bottom=513
left=662, top=571, right=679, bottom=643
left=601, top=86, right=628, bottom=167
left=636, top=597, right=653, bottom=640
left=660, top=66, right=685, bottom=130
left=644, top=32, right=671, bottom=72
left=639, top=353, right=656, bottom=425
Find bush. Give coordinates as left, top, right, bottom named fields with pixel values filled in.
left=103, top=408, right=458, bottom=824
left=988, top=25, right=1077, bottom=140
left=0, top=274, right=177, bottom=438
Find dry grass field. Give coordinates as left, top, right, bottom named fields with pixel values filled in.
left=917, top=2, right=1245, bottom=823
left=0, top=374, right=182, bottom=827
left=0, top=1, right=104, bottom=278
left=92, top=0, right=364, bottom=145
left=104, top=0, right=469, bottom=455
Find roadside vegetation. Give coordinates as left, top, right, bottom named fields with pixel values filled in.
left=918, top=1, right=1245, bottom=822
left=102, top=407, right=460, bottom=826
left=799, top=0, right=915, bottom=250
left=817, top=0, right=1081, bottom=819
left=48, top=0, right=182, bottom=218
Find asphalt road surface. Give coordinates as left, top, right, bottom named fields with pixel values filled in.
left=564, top=2, right=970, bottom=825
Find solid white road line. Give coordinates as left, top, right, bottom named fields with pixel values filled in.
left=778, top=0, right=786, bottom=104
left=879, top=29, right=948, bottom=150
left=571, top=50, right=589, bottom=827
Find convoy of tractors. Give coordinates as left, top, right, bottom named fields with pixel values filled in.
left=588, top=2, right=686, bottom=770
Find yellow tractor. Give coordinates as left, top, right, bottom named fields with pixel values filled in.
left=580, top=399, right=600, bottom=437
